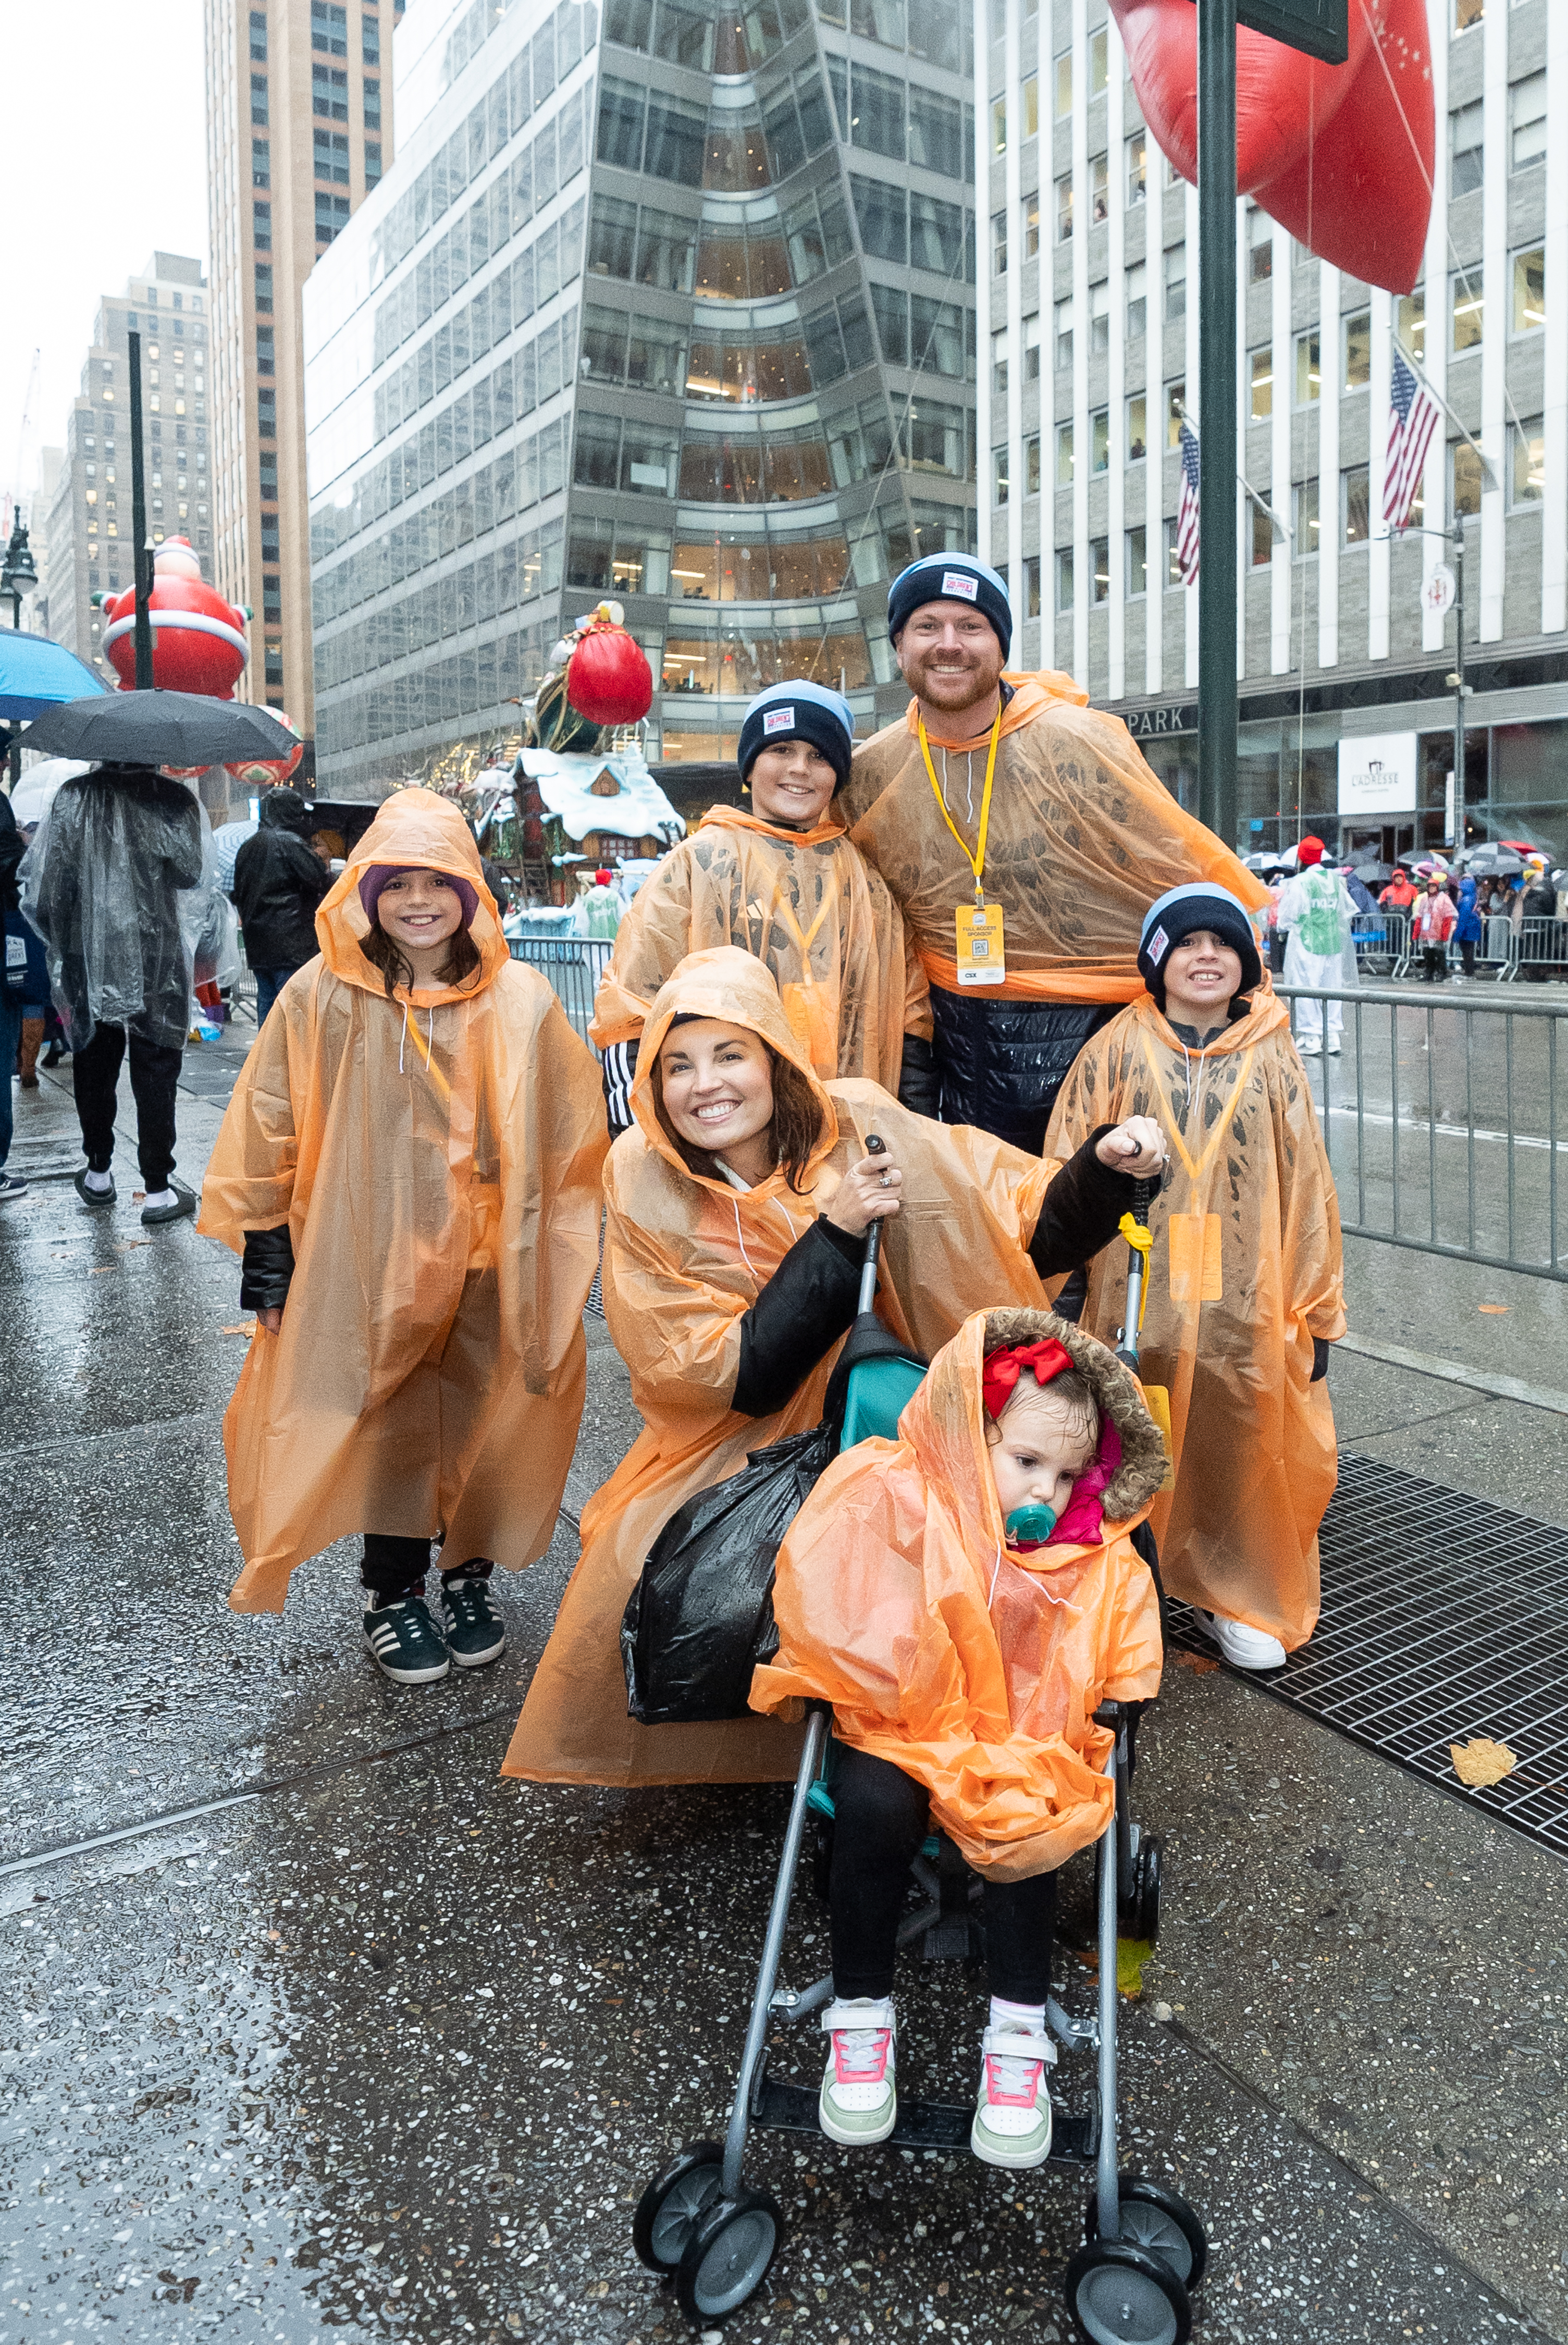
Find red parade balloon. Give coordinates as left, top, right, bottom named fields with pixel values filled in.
left=1109, top=0, right=1434, bottom=295
left=566, top=620, right=654, bottom=728
left=102, top=538, right=250, bottom=698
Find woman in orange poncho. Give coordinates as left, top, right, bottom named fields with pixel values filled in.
left=501, top=945, right=1166, bottom=1790
left=750, top=1306, right=1164, bottom=2164
left=200, top=788, right=607, bottom=1680
left=590, top=682, right=933, bottom=1131
left=1044, top=883, right=1344, bottom=1664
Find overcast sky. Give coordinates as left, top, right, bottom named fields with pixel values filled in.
left=1, top=2, right=208, bottom=531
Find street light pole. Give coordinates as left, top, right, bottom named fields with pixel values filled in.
left=1451, top=515, right=1466, bottom=845
left=126, top=329, right=155, bottom=690
left=1197, top=0, right=1238, bottom=849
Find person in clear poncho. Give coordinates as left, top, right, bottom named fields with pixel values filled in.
left=199, top=788, right=608, bottom=1683
left=589, top=682, right=933, bottom=1134
left=1277, top=836, right=1358, bottom=1052
left=500, top=945, right=1166, bottom=1791
left=1044, top=884, right=1344, bottom=1668
left=23, top=761, right=211, bottom=1224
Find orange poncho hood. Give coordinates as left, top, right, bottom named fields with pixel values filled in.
left=315, top=786, right=508, bottom=1001
left=752, top=1305, right=1166, bottom=1878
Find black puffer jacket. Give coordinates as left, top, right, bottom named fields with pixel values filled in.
left=232, top=788, right=332, bottom=969
left=928, top=991, right=1118, bottom=1156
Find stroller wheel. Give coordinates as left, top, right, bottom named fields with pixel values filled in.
left=1129, top=1840, right=1163, bottom=1945
left=1065, top=2239, right=1191, bottom=2345
left=632, top=2140, right=723, bottom=2272
left=675, top=2185, right=784, bottom=2323
left=1085, top=2174, right=1207, bottom=2288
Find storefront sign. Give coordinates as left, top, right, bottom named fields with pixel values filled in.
left=1125, top=702, right=1197, bottom=739
left=1338, top=731, right=1418, bottom=817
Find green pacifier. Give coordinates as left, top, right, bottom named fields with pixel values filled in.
left=1004, top=1503, right=1057, bottom=1548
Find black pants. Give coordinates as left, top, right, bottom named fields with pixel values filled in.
left=828, top=1744, right=1055, bottom=2003
left=1422, top=946, right=1447, bottom=982
left=72, top=1025, right=182, bottom=1189
left=1460, top=941, right=1476, bottom=976
left=359, top=1533, right=493, bottom=1601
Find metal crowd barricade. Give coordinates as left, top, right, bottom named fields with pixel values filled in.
left=1278, top=982, right=1566, bottom=1282
left=1508, top=917, right=1568, bottom=983
left=508, top=933, right=615, bottom=1040
left=1350, top=909, right=1410, bottom=978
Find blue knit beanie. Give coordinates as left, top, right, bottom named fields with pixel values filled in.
left=1138, top=884, right=1263, bottom=1006
left=737, top=680, right=856, bottom=793
left=886, top=554, right=1012, bottom=662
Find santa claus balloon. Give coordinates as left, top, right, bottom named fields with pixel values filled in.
left=101, top=537, right=251, bottom=698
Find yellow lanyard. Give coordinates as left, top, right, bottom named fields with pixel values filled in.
left=917, top=704, right=1004, bottom=906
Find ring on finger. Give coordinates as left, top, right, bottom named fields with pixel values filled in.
left=878, top=1169, right=892, bottom=1189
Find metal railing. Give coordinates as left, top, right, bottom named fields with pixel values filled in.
left=1279, top=983, right=1566, bottom=1281
left=1341, top=909, right=1568, bottom=983
left=508, top=933, right=615, bottom=1038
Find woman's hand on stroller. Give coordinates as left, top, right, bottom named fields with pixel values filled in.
left=825, top=1145, right=904, bottom=1236
left=257, top=1305, right=284, bottom=1333
left=1095, top=1116, right=1168, bottom=1180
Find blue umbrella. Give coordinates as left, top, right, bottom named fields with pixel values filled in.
left=0, top=633, right=108, bottom=722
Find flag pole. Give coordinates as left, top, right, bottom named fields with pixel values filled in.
left=1393, top=337, right=1499, bottom=497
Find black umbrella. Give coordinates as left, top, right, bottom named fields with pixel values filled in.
left=20, top=688, right=297, bottom=767
left=1352, top=860, right=1393, bottom=884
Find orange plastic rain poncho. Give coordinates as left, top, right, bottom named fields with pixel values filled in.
left=750, top=1307, right=1166, bottom=1880
left=837, top=675, right=1270, bottom=1004
left=588, top=802, right=931, bottom=1089
left=502, top=946, right=1067, bottom=1791
left=200, top=788, right=608, bottom=1612
left=1044, top=987, right=1345, bottom=1650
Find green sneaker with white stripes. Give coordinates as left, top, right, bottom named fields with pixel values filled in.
left=362, top=1594, right=450, bottom=1685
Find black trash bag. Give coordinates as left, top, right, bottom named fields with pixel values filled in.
left=621, top=1423, right=838, bottom=1725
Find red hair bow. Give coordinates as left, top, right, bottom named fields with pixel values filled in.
left=982, top=1339, right=1073, bottom=1423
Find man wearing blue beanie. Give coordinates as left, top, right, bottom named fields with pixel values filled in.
left=590, top=681, right=935, bottom=1131
left=836, top=553, right=1267, bottom=1158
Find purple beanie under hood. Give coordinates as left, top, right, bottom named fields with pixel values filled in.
left=358, top=862, right=480, bottom=930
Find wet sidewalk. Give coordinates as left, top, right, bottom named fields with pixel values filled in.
left=3, top=1053, right=1566, bottom=2345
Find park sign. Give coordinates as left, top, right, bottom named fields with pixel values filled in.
left=1186, top=0, right=1349, bottom=67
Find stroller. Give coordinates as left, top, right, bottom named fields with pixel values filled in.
left=632, top=1167, right=1207, bottom=2341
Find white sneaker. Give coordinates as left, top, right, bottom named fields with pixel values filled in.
left=1297, top=1038, right=1322, bottom=1056
left=971, top=2024, right=1055, bottom=2168
left=818, top=1997, right=896, bottom=2146
left=1200, top=1611, right=1288, bottom=1670
left=1326, top=1041, right=1342, bottom=1055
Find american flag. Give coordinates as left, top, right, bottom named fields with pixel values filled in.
left=1175, top=423, right=1201, bottom=585
left=1383, top=351, right=1440, bottom=532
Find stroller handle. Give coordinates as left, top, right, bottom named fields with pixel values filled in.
left=857, top=1134, right=887, bottom=1316
left=1115, top=1177, right=1155, bottom=1373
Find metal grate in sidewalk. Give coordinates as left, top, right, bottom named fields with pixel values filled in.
left=1167, top=1452, right=1568, bottom=1862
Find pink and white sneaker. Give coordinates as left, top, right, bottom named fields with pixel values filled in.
left=818, top=1996, right=897, bottom=2146
left=971, top=2023, right=1055, bottom=2167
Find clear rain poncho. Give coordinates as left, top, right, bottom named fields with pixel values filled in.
left=1044, top=986, right=1345, bottom=1650
left=837, top=675, right=1271, bottom=1003
left=588, top=802, right=931, bottom=1089
left=199, top=788, right=609, bottom=1612
left=501, top=947, right=1065, bottom=1792
left=21, top=764, right=212, bottom=1051
left=751, top=1306, right=1166, bottom=1880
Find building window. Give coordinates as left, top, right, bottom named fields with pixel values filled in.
left=1024, top=312, right=1041, bottom=380
left=1249, top=348, right=1273, bottom=420
left=1022, top=75, right=1038, bottom=138
left=1022, top=554, right=1042, bottom=617
left=1127, top=393, right=1147, bottom=459
left=254, top=199, right=273, bottom=248
left=1127, top=130, right=1146, bottom=208
left=1125, top=261, right=1146, bottom=340
left=1089, top=535, right=1109, bottom=603
left=365, top=141, right=382, bottom=184
left=315, top=190, right=350, bottom=241
left=1164, top=243, right=1186, bottom=319
left=1294, top=329, right=1320, bottom=403
left=312, top=0, right=348, bottom=54
left=1398, top=289, right=1425, bottom=363
left=254, top=263, right=274, bottom=311
left=1022, top=190, right=1040, bottom=260
left=256, top=327, right=275, bottom=374
left=314, top=128, right=351, bottom=182
left=1249, top=209, right=1271, bottom=283
left=1512, top=246, right=1545, bottom=335
left=1251, top=500, right=1275, bottom=566
left=249, top=9, right=267, bottom=59
left=1510, top=416, right=1545, bottom=506
left=1165, top=380, right=1186, bottom=446
left=1090, top=152, right=1108, bottom=225
left=1293, top=477, right=1319, bottom=554
left=1055, top=298, right=1073, bottom=372
left=1026, top=434, right=1041, bottom=495
left=313, top=62, right=349, bottom=119
left=991, top=209, right=1007, bottom=275
left=364, top=76, right=381, bottom=130
left=1512, top=71, right=1547, bottom=171
left=991, top=96, right=1007, bottom=156
left=1056, top=421, right=1074, bottom=485
left=1454, top=0, right=1481, bottom=29
left=362, top=10, right=380, bottom=65
left=1341, top=463, right=1371, bottom=546
left=1054, top=48, right=1071, bottom=117
left=1090, top=279, right=1109, bottom=356
left=1089, top=26, right=1108, bottom=94
left=1343, top=310, right=1371, bottom=390
left=1056, top=176, right=1073, bottom=242
left=258, top=388, right=277, bottom=435
left=265, top=648, right=285, bottom=688
left=992, top=330, right=1008, bottom=396
left=1126, top=525, right=1146, bottom=596
left=1056, top=546, right=1075, bottom=610
left=1451, top=268, right=1483, bottom=353
left=1452, top=439, right=1484, bottom=516
left=1450, top=100, right=1483, bottom=198
left=993, top=445, right=1009, bottom=505
left=252, top=137, right=270, bottom=188
left=251, top=72, right=268, bottom=125
left=1091, top=408, right=1109, bottom=473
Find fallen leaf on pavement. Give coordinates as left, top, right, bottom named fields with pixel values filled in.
left=221, top=1323, right=256, bottom=1338
left=115, top=1239, right=150, bottom=1251
left=1450, top=1737, right=1517, bottom=1787
left=1117, top=1938, right=1154, bottom=1997
left=132, top=1190, right=146, bottom=1202
left=1478, top=1303, right=1509, bottom=1315
left=90, top=1266, right=115, bottom=1277
left=1175, top=1651, right=1219, bottom=1675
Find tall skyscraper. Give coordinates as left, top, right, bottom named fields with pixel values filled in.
left=303, top=0, right=979, bottom=795
left=42, top=255, right=213, bottom=685
left=204, top=0, right=401, bottom=767
left=982, top=0, right=1567, bottom=861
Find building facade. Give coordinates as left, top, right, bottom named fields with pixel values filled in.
left=982, top=0, right=1568, bottom=860
left=42, top=255, right=213, bottom=686
left=204, top=0, right=401, bottom=758
left=303, top=0, right=979, bottom=793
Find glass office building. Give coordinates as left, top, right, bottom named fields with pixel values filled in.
left=304, top=0, right=979, bottom=791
